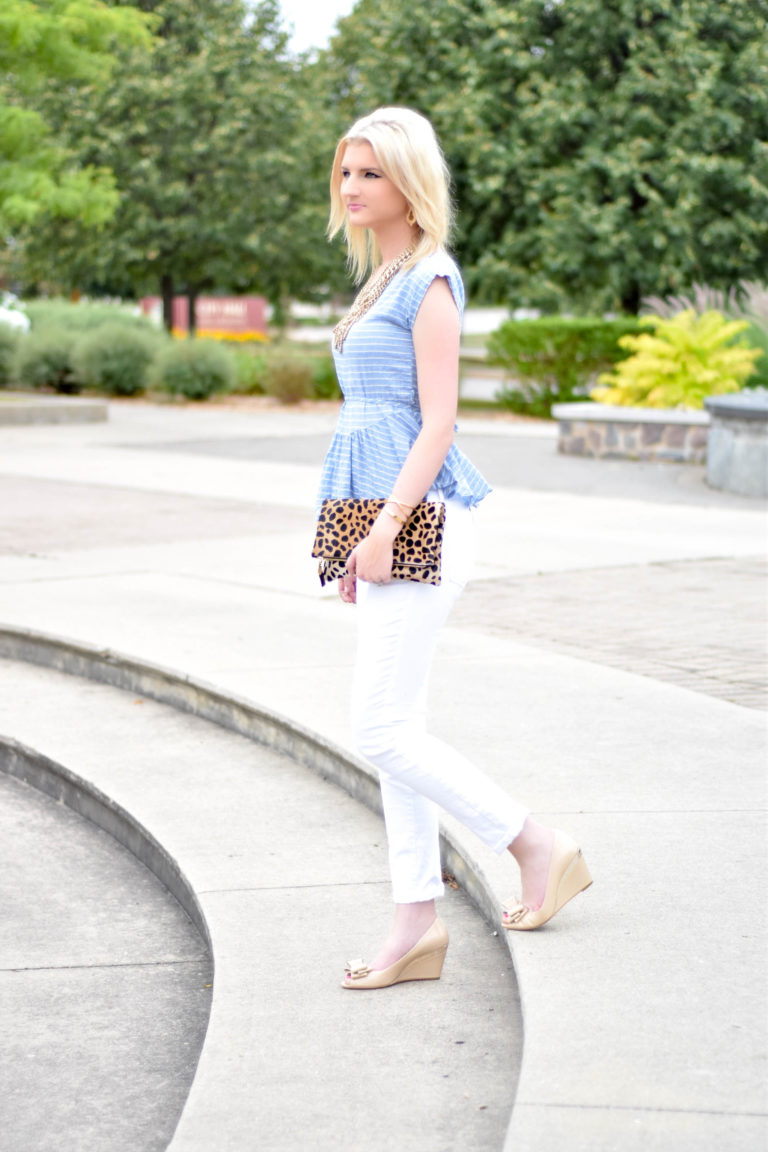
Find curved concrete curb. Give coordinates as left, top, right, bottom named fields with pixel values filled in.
left=0, top=625, right=506, bottom=932
left=0, top=733, right=209, bottom=947
left=0, top=624, right=519, bottom=1145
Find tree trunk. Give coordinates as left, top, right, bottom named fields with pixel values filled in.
left=187, top=287, right=198, bottom=338
left=270, top=286, right=287, bottom=332
left=621, top=282, right=641, bottom=315
left=161, top=273, right=174, bottom=333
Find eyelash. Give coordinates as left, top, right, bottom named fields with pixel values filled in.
left=341, top=170, right=380, bottom=179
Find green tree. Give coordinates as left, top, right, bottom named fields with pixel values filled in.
left=0, top=0, right=153, bottom=228
left=318, top=0, right=768, bottom=312
left=19, top=0, right=345, bottom=327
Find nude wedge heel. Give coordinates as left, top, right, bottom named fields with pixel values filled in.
left=342, top=916, right=449, bottom=989
left=502, top=831, right=592, bottom=931
left=557, top=845, right=592, bottom=907
left=398, top=944, right=447, bottom=983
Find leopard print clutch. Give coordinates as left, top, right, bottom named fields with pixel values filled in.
left=312, top=498, right=446, bottom=587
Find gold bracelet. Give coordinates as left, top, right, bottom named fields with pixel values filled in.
left=383, top=504, right=406, bottom=526
left=386, top=498, right=415, bottom=517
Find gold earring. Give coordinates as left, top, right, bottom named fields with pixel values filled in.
left=406, top=206, right=417, bottom=226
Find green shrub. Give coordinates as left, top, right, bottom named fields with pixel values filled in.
left=149, top=339, right=235, bottom=400
left=740, top=321, right=768, bottom=390
left=72, top=323, right=162, bottom=396
left=24, top=299, right=156, bottom=334
left=15, top=328, right=81, bottom=393
left=487, top=316, right=642, bottom=417
left=230, top=347, right=267, bottom=394
left=263, top=355, right=314, bottom=404
left=312, top=355, right=340, bottom=400
left=0, top=324, right=20, bottom=387
left=592, top=310, right=761, bottom=409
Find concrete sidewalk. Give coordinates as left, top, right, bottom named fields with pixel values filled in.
left=0, top=398, right=766, bottom=1151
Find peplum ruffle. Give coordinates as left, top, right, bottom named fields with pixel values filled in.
left=316, top=398, right=490, bottom=512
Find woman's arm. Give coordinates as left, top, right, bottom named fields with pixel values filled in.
left=340, top=276, right=460, bottom=601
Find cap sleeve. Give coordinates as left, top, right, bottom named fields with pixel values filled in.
left=399, top=251, right=465, bottom=329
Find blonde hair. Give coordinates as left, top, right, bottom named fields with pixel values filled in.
left=328, top=107, right=454, bottom=282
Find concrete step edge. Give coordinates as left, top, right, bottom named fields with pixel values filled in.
left=0, top=624, right=506, bottom=930
left=0, top=624, right=519, bottom=1146
left=0, top=732, right=210, bottom=947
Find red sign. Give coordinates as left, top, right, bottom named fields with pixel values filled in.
left=140, top=295, right=267, bottom=340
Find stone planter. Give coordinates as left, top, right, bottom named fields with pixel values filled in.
left=705, top=390, right=768, bottom=498
left=551, top=402, right=709, bottom=463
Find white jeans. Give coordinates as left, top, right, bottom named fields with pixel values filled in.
left=350, top=497, right=529, bottom=903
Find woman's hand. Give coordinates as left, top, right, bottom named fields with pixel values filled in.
left=338, top=568, right=356, bottom=604
left=348, top=527, right=395, bottom=586
left=337, top=513, right=397, bottom=602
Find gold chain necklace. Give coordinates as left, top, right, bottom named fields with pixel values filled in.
left=333, top=245, right=415, bottom=352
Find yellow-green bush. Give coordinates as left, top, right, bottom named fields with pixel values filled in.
left=592, top=310, right=761, bottom=410
left=641, top=282, right=768, bottom=390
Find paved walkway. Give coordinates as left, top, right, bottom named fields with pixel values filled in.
left=0, top=398, right=766, bottom=1151
left=0, top=766, right=211, bottom=1152
left=451, top=556, right=767, bottom=710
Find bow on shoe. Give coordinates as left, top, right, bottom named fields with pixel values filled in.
left=344, top=959, right=371, bottom=981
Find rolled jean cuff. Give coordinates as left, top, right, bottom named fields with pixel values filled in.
left=488, top=809, right=530, bottom=855
left=390, top=877, right=445, bottom=904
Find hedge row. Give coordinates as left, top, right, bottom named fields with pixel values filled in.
left=486, top=312, right=766, bottom=415
left=486, top=316, right=644, bottom=417
left=5, top=295, right=766, bottom=413
left=0, top=302, right=340, bottom=402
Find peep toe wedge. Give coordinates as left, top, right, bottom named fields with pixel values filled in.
left=502, top=831, right=592, bottom=931
left=342, top=916, right=449, bottom=990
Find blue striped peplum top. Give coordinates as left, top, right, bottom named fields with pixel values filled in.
left=316, top=249, right=492, bottom=513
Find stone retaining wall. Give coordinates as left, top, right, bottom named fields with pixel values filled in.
left=552, top=402, right=709, bottom=463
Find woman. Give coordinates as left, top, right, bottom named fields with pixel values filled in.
left=317, top=107, right=591, bottom=990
